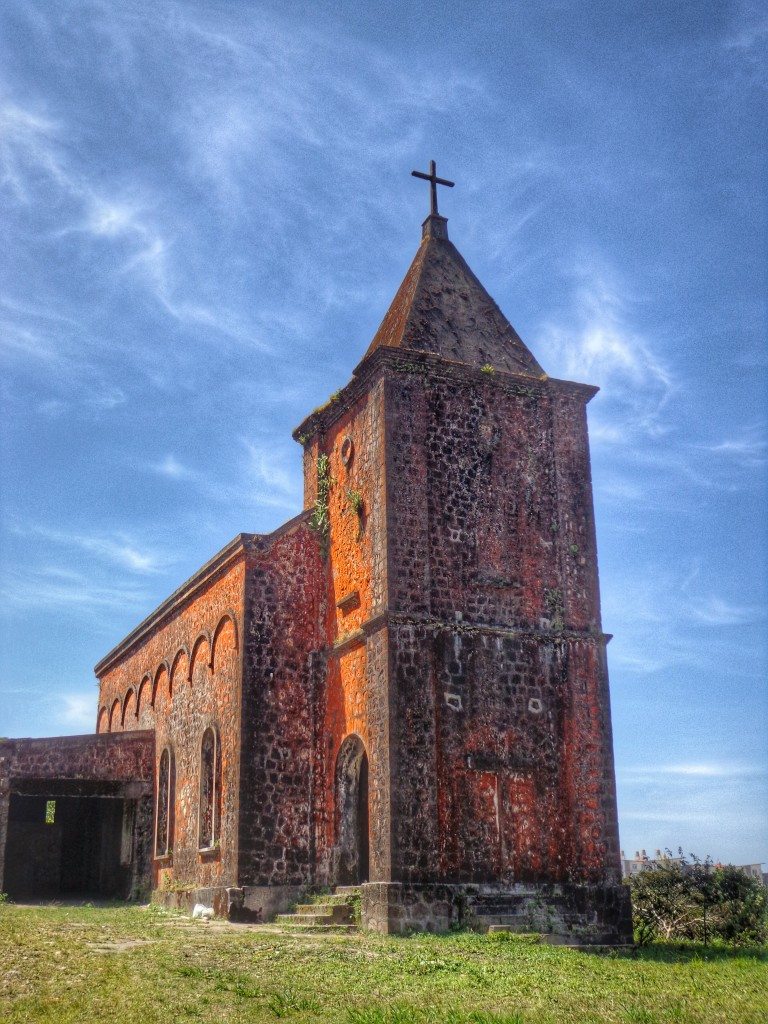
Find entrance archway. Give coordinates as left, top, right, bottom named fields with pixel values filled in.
left=335, top=734, right=369, bottom=885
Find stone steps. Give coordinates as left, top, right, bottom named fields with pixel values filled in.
left=470, top=893, right=583, bottom=938
left=300, top=893, right=357, bottom=906
left=270, top=887, right=360, bottom=933
left=264, top=921, right=357, bottom=934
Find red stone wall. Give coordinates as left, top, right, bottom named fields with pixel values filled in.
left=299, top=379, right=404, bottom=884
left=379, top=356, right=621, bottom=885
left=239, top=518, right=325, bottom=886
left=307, top=381, right=394, bottom=883
left=96, top=557, right=246, bottom=890
left=0, top=732, right=154, bottom=785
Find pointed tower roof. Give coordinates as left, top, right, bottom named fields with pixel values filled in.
left=360, top=214, right=545, bottom=378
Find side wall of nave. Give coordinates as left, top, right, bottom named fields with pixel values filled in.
left=96, top=553, right=246, bottom=891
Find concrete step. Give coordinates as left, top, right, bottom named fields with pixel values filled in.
left=262, top=922, right=357, bottom=934
left=302, top=893, right=357, bottom=907
left=294, top=903, right=354, bottom=922
left=272, top=886, right=360, bottom=932
left=477, top=914, right=534, bottom=927
left=487, top=927, right=543, bottom=941
left=275, top=912, right=336, bottom=926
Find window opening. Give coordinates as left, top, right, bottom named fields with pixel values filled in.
left=155, top=747, right=175, bottom=856
left=44, top=800, right=56, bottom=825
left=199, top=727, right=222, bottom=850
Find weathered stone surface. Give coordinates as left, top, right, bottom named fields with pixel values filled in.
left=361, top=215, right=545, bottom=377
left=0, top=733, right=155, bottom=898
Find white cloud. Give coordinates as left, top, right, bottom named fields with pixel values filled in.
left=144, top=440, right=301, bottom=515
left=703, top=424, right=767, bottom=468
left=603, top=566, right=767, bottom=676
left=243, top=438, right=298, bottom=501
left=0, top=101, right=62, bottom=202
left=59, top=692, right=96, bottom=732
left=86, top=199, right=143, bottom=238
left=0, top=567, right=151, bottom=613
left=537, top=259, right=673, bottom=447
left=12, top=523, right=168, bottom=575
left=149, top=454, right=201, bottom=482
left=621, top=762, right=764, bottom=779
left=687, top=595, right=765, bottom=627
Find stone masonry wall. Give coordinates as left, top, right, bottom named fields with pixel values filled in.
left=238, top=517, right=324, bottom=886
left=0, top=732, right=154, bottom=894
left=303, top=381, right=394, bottom=884
left=97, top=555, right=246, bottom=891
left=380, top=354, right=621, bottom=886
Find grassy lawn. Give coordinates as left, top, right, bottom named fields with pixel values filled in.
left=0, top=903, right=765, bottom=1024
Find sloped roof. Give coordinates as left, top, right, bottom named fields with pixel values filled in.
left=360, top=216, right=545, bottom=377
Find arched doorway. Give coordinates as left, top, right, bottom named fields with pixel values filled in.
left=335, top=735, right=369, bottom=885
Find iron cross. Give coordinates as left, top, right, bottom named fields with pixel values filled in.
left=411, top=160, right=455, bottom=217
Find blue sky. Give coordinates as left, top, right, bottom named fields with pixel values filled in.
left=0, top=1, right=765, bottom=865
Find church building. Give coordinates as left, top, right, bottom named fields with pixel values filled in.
left=0, top=169, right=632, bottom=942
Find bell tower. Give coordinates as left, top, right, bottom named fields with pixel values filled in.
left=294, top=167, right=632, bottom=942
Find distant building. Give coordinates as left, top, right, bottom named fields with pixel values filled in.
left=726, top=863, right=765, bottom=884
left=621, top=849, right=683, bottom=878
left=621, top=849, right=767, bottom=884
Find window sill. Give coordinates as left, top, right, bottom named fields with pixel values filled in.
left=198, top=846, right=221, bottom=861
left=154, top=852, right=173, bottom=864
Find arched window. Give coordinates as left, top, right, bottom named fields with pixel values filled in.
left=199, top=727, right=221, bottom=850
left=155, top=747, right=175, bottom=856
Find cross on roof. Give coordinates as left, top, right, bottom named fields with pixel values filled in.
left=411, top=159, right=454, bottom=217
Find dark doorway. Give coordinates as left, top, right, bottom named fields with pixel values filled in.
left=4, top=793, right=135, bottom=898
left=335, top=735, right=369, bottom=885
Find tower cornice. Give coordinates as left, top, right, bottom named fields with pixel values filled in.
left=292, top=346, right=598, bottom=446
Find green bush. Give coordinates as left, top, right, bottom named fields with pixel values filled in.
left=629, top=851, right=767, bottom=946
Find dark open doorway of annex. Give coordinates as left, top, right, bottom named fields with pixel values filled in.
left=4, top=786, right=142, bottom=899
left=335, top=735, right=369, bottom=885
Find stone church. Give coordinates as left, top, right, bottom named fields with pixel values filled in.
left=0, top=172, right=632, bottom=942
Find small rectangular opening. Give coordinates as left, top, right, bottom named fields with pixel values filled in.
left=44, top=800, right=56, bottom=825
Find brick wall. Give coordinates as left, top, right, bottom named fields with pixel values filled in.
left=96, top=551, right=247, bottom=890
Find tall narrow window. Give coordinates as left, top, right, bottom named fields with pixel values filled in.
left=199, top=727, right=221, bottom=849
left=155, top=747, right=175, bottom=856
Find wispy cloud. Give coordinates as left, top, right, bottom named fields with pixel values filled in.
left=702, top=424, right=767, bottom=469
left=144, top=438, right=300, bottom=514
left=604, top=566, right=767, bottom=676
left=622, top=762, right=764, bottom=779
left=148, top=454, right=202, bottom=482
left=537, top=257, right=673, bottom=446
left=687, top=594, right=765, bottom=627
left=242, top=437, right=299, bottom=504
left=0, top=566, right=151, bottom=613
left=11, top=523, right=168, bottom=575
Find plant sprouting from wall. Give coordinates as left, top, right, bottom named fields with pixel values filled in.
left=346, top=488, right=365, bottom=540
left=309, top=453, right=333, bottom=555
left=346, top=488, right=364, bottom=516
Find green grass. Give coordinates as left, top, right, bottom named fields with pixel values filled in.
left=0, top=904, right=765, bottom=1023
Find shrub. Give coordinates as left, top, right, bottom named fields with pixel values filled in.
left=629, top=850, right=767, bottom=946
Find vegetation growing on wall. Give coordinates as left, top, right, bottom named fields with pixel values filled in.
left=309, top=453, right=333, bottom=555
